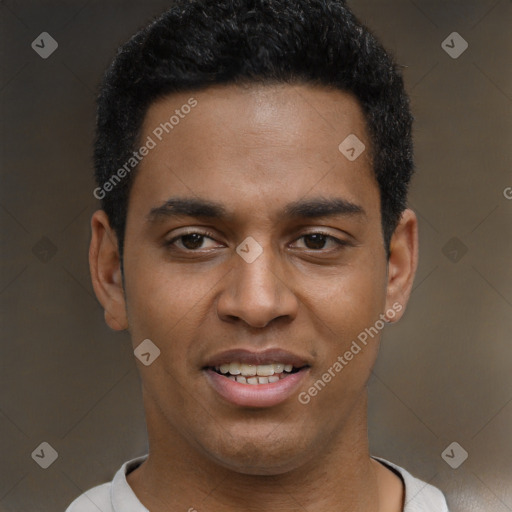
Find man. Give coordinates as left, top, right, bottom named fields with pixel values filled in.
left=67, top=0, right=449, bottom=510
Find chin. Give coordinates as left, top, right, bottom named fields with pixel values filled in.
left=198, top=428, right=315, bottom=476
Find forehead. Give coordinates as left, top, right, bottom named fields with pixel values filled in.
left=142, top=82, right=370, bottom=155
left=130, top=83, right=378, bottom=225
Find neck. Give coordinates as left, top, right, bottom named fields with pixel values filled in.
left=128, top=393, right=393, bottom=512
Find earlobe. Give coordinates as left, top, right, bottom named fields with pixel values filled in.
left=89, top=210, right=129, bottom=331
left=104, top=309, right=128, bottom=331
left=384, top=209, right=418, bottom=323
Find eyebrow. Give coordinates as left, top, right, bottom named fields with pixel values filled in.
left=147, top=196, right=366, bottom=223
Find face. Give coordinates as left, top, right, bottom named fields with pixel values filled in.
left=90, top=83, right=417, bottom=476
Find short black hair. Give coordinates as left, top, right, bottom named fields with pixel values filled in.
left=94, top=0, right=414, bottom=260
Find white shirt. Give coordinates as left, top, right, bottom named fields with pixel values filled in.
left=66, top=455, right=449, bottom=511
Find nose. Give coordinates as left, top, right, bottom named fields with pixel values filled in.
left=216, top=244, right=299, bottom=329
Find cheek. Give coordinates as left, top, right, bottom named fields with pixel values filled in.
left=299, top=255, right=387, bottom=395
left=123, top=255, right=218, bottom=346
left=122, top=262, right=208, bottom=402
left=299, top=269, right=386, bottom=411
left=308, top=259, right=387, bottom=333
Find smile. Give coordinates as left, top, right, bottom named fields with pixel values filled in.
left=212, top=362, right=300, bottom=384
left=204, top=365, right=310, bottom=408
left=203, top=348, right=312, bottom=407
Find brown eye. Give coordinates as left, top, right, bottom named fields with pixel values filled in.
left=292, top=232, right=347, bottom=251
left=303, top=234, right=329, bottom=250
left=180, top=233, right=206, bottom=250
left=165, top=230, right=219, bottom=252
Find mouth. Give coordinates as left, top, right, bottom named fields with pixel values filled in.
left=202, top=349, right=311, bottom=408
left=207, top=362, right=303, bottom=385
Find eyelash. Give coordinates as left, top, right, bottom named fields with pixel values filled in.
left=164, top=230, right=348, bottom=252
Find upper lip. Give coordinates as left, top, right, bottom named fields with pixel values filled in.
left=203, top=348, right=311, bottom=368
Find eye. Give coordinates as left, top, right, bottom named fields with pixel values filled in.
left=164, top=230, right=349, bottom=253
left=292, top=232, right=347, bottom=251
left=165, top=231, right=221, bottom=251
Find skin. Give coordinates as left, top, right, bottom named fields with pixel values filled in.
left=89, top=83, right=418, bottom=512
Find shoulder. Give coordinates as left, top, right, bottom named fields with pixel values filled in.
left=65, top=482, right=112, bottom=512
left=372, top=456, right=450, bottom=512
left=64, top=454, right=148, bottom=512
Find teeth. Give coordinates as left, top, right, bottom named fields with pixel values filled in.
left=229, top=362, right=241, bottom=375
left=216, top=362, right=296, bottom=377
left=213, top=362, right=302, bottom=384
left=240, top=363, right=257, bottom=376
left=245, top=376, right=273, bottom=385
left=256, top=364, right=274, bottom=377
left=273, top=363, right=284, bottom=374
left=246, top=376, right=280, bottom=385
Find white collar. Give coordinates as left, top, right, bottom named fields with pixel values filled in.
left=109, top=454, right=448, bottom=512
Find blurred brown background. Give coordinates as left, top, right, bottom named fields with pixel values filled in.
left=0, top=1, right=511, bottom=510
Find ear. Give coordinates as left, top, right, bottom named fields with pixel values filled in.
left=89, top=210, right=128, bottom=330
left=384, top=208, right=418, bottom=322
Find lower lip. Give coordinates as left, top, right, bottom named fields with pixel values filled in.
left=204, top=368, right=310, bottom=408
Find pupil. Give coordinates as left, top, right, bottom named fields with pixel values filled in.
left=182, top=234, right=203, bottom=250
left=305, top=234, right=326, bottom=250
